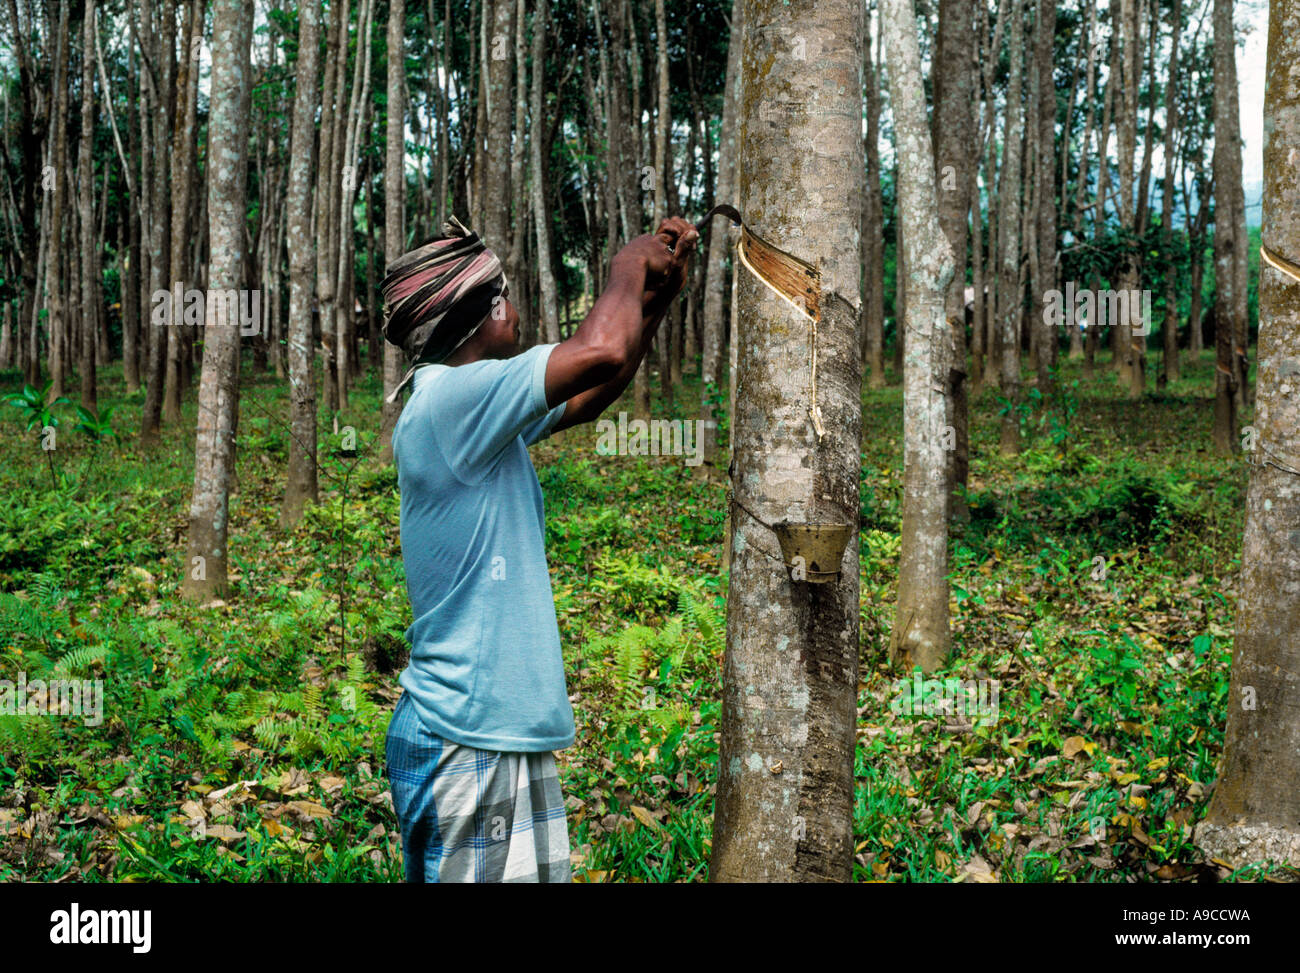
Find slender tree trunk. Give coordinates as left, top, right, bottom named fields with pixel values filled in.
left=1197, top=0, right=1300, bottom=865
left=863, top=4, right=885, bottom=390
left=380, top=0, right=407, bottom=460
left=504, top=0, right=527, bottom=294
left=1116, top=0, right=1142, bottom=395
left=140, top=0, right=176, bottom=443
left=164, top=0, right=199, bottom=424
left=184, top=0, right=254, bottom=601
left=529, top=0, right=560, bottom=344
left=933, top=0, right=975, bottom=520
left=997, top=0, right=1025, bottom=455
left=78, top=0, right=98, bottom=412
left=1211, top=0, right=1242, bottom=453
left=282, top=0, right=322, bottom=526
left=47, top=0, right=71, bottom=403
left=711, top=0, right=862, bottom=883
left=483, top=0, right=514, bottom=256
left=1032, top=0, right=1056, bottom=389
left=890, top=0, right=957, bottom=672
left=1161, top=0, right=1183, bottom=385
left=653, top=0, right=672, bottom=410
left=701, top=0, right=743, bottom=451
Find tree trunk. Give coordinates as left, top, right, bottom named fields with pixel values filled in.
left=711, top=0, right=862, bottom=883
left=1211, top=0, right=1242, bottom=453
left=653, top=0, right=672, bottom=411
left=701, top=0, right=743, bottom=452
left=863, top=6, right=885, bottom=390
left=47, top=0, right=71, bottom=403
left=483, top=0, right=514, bottom=255
left=505, top=0, right=527, bottom=293
left=165, top=0, right=199, bottom=424
left=282, top=0, right=322, bottom=526
left=997, top=0, right=1025, bottom=455
left=890, top=0, right=957, bottom=672
left=380, top=0, right=407, bottom=461
left=1161, top=0, right=1183, bottom=385
left=139, top=0, right=176, bottom=443
left=1197, top=0, right=1300, bottom=865
left=933, top=0, right=976, bottom=520
left=78, top=0, right=98, bottom=412
left=183, top=0, right=253, bottom=601
left=529, top=0, right=560, bottom=344
left=1032, top=0, right=1056, bottom=389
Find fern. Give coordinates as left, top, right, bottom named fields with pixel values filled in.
left=678, top=589, right=724, bottom=659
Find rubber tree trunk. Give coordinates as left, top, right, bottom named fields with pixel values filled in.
left=932, top=0, right=975, bottom=521
left=1032, top=0, right=1056, bottom=389
left=78, top=0, right=98, bottom=413
left=710, top=0, right=862, bottom=883
left=379, top=0, right=407, bottom=461
left=282, top=0, right=322, bottom=526
left=1197, top=0, right=1300, bottom=865
left=1161, top=0, right=1183, bottom=386
left=863, top=11, right=885, bottom=390
left=700, top=0, right=743, bottom=455
left=182, top=0, right=253, bottom=601
left=1211, top=0, right=1242, bottom=454
left=997, top=0, right=1025, bottom=455
left=165, top=0, right=199, bottom=425
left=139, top=0, right=175, bottom=444
left=529, top=0, right=561, bottom=344
left=889, top=0, right=957, bottom=673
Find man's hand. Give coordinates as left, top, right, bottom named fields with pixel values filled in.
left=641, top=217, right=699, bottom=311
left=545, top=215, right=700, bottom=425
left=614, top=217, right=700, bottom=297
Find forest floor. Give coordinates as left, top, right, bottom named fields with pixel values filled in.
left=1, top=347, right=1291, bottom=883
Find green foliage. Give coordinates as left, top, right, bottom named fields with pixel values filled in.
left=4, top=382, right=69, bottom=431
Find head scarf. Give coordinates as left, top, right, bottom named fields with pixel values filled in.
left=380, top=215, right=507, bottom=403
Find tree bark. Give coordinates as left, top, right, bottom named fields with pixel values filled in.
left=380, top=0, right=408, bottom=460
left=282, top=0, right=322, bottom=526
left=711, top=0, right=862, bottom=883
left=1032, top=0, right=1056, bottom=389
left=891, top=0, right=957, bottom=672
left=701, top=0, right=743, bottom=451
left=183, top=0, right=254, bottom=601
left=997, top=0, right=1025, bottom=454
left=164, top=0, right=199, bottom=424
left=933, top=0, right=975, bottom=519
left=863, top=5, right=886, bottom=390
left=47, top=0, right=71, bottom=403
left=78, top=0, right=98, bottom=412
left=483, top=0, right=515, bottom=255
left=529, top=0, right=560, bottom=344
left=139, top=0, right=176, bottom=443
left=1197, top=0, right=1300, bottom=866
left=1211, top=0, right=1242, bottom=453
left=1161, top=0, right=1183, bottom=385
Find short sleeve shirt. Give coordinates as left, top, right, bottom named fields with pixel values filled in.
left=391, top=343, right=574, bottom=752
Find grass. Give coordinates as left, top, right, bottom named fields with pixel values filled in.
left=0, top=343, right=1285, bottom=882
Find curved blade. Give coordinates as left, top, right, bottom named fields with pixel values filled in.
left=697, top=203, right=820, bottom=321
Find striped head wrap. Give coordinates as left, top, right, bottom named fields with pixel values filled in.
left=380, top=214, right=508, bottom=403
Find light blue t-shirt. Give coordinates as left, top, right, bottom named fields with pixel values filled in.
left=391, top=342, right=574, bottom=752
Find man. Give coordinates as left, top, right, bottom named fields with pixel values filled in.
left=381, top=213, right=699, bottom=882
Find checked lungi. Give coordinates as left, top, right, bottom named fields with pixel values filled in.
left=385, top=692, right=572, bottom=883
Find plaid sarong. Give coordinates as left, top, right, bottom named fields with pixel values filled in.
left=385, top=692, right=571, bottom=883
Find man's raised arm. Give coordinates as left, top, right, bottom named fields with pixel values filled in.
left=545, top=217, right=699, bottom=428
